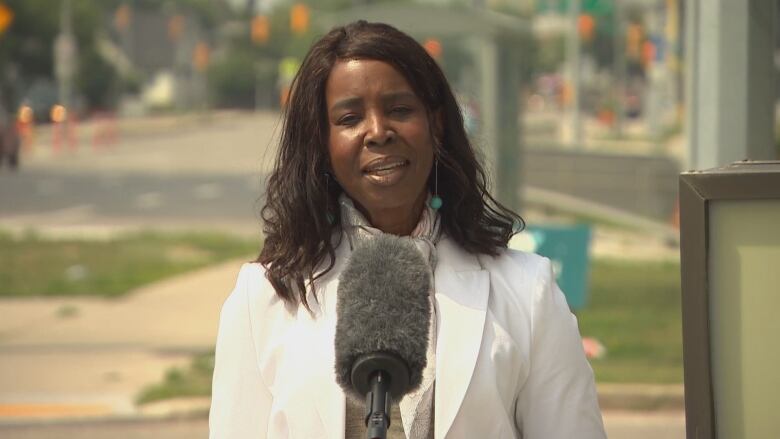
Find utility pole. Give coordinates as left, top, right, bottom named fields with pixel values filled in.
left=613, top=0, right=625, bottom=138
left=685, top=0, right=776, bottom=169
left=566, top=0, right=582, bottom=147
left=54, top=0, right=77, bottom=108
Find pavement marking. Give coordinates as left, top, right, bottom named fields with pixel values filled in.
left=194, top=183, right=222, bottom=200
left=135, top=192, right=163, bottom=209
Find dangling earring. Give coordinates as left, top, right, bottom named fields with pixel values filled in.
left=429, top=158, right=443, bottom=210
left=325, top=172, right=336, bottom=224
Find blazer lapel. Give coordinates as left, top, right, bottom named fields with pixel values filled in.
left=433, top=239, right=489, bottom=439
left=311, top=299, right=346, bottom=438
left=311, top=243, right=348, bottom=439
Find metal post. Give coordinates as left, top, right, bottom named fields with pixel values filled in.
left=478, top=36, right=499, bottom=187
left=566, top=0, right=582, bottom=147
left=613, top=0, right=625, bottom=138
left=685, top=0, right=776, bottom=169
left=55, top=0, right=76, bottom=109
left=496, top=39, right=523, bottom=212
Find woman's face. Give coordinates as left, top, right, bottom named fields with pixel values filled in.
left=326, top=59, right=436, bottom=235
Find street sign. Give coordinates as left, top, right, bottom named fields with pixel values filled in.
left=0, top=4, right=14, bottom=35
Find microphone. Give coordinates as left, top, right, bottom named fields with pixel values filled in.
left=335, top=234, right=432, bottom=439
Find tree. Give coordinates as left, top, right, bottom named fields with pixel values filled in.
left=0, top=0, right=107, bottom=108
left=0, top=0, right=232, bottom=110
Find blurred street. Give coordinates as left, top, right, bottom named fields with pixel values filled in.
left=0, top=111, right=279, bottom=234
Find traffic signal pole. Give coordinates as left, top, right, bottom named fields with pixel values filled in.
left=54, top=0, right=77, bottom=110
left=566, top=0, right=582, bottom=148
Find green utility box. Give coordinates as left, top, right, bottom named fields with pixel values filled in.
left=510, top=224, right=592, bottom=310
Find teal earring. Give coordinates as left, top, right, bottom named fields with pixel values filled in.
left=429, top=158, right=443, bottom=210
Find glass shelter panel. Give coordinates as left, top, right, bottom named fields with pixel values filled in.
left=709, top=200, right=780, bottom=438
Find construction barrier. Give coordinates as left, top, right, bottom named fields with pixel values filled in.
left=91, top=111, right=118, bottom=150
left=16, top=105, right=35, bottom=151
left=51, top=105, right=78, bottom=153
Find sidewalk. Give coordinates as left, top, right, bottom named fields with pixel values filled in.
left=0, top=258, right=245, bottom=424
left=0, top=255, right=684, bottom=426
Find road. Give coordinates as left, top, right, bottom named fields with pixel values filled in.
left=0, top=169, right=262, bottom=230
left=0, top=111, right=280, bottom=234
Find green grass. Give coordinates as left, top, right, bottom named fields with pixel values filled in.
left=137, top=352, right=215, bottom=404
left=578, top=258, right=683, bottom=384
left=0, top=230, right=259, bottom=298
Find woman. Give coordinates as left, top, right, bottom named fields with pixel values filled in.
left=210, top=21, right=606, bottom=439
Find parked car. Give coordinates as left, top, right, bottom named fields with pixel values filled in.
left=21, top=79, right=59, bottom=123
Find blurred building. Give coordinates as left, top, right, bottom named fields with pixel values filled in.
left=109, top=7, right=209, bottom=112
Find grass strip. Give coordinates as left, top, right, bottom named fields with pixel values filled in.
left=578, top=258, right=683, bottom=384
left=137, top=353, right=215, bottom=405
left=0, top=230, right=259, bottom=298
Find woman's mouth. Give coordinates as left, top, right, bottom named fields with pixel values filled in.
left=362, top=158, right=410, bottom=185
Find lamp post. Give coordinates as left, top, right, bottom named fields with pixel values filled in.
left=566, top=0, right=582, bottom=148
left=54, top=0, right=77, bottom=110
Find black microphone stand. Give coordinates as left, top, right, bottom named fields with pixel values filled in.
left=365, top=371, right=391, bottom=439
left=351, top=352, right=409, bottom=439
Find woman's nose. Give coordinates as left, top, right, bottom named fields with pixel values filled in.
left=363, top=113, right=394, bottom=147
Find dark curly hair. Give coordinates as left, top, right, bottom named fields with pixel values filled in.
left=258, top=20, right=524, bottom=311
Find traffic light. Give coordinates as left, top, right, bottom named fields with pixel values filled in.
left=193, top=42, right=210, bottom=72
left=169, top=15, right=185, bottom=42
left=290, top=3, right=309, bottom=35
left=252, top=14, right=270, bottom=44
left=578, top=14, right=595, bottom=42
left=0, top=3, right=14, bottom=35
left=626, top=23, right=643, bottom=59
left=114, top=4, right=131, bottom=32
left=642, top=40, right=656, bottom=68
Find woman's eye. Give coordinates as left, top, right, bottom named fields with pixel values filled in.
left=338, top=114, right=360, bottom=126
left=391, top=106, right=412, bottom=116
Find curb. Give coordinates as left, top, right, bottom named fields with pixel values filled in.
left=0, top=385, right=684, bottom=426
left=597, top=383, right=684, bottom=411
left=0, top=398, right=210, bottom=427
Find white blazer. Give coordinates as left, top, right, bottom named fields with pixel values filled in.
left=209, top=235, right=606, bottom=439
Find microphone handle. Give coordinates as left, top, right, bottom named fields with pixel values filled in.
left=365, top=371, right=391, bottom=439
